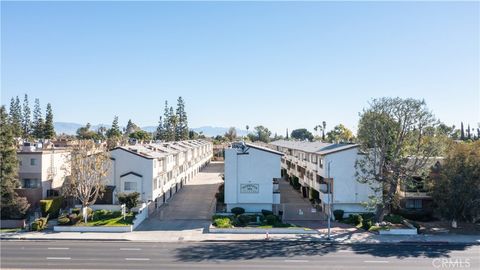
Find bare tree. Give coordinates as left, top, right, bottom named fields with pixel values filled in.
left=356, top=97, right=443, bottom=221
left=62, top=140, right=111, bottom=223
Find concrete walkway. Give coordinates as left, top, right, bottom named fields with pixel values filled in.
left=135, top=161, right=223, bottom=232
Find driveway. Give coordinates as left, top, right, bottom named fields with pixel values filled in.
left=136, top=162, right=223, bottom=231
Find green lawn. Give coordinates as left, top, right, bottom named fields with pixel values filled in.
left=74, top=211, right=136, bottom=227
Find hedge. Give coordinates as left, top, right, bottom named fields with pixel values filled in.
left=333, top=210, right=344, bottom=221
left=30, top=217, right=48, bottom=231
left=231, top=207, right=245, bottom=216
left=40, top=196, right=63, bottom=218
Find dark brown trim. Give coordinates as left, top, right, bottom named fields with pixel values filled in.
left=111, top=147, right=154, bottom=159
left=245, top=144, right=283, bottom=156
left=120, top=172, right=143, bottom=178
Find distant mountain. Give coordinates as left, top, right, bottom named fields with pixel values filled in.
left=54, top=122, right=248, bottom=137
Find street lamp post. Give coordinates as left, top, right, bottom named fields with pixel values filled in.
left=327, top=161, right=332, bottom=240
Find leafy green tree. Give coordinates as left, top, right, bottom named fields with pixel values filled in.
left=116, top=192, right=140, bottom=212
left=43, top=103, right=55, bottom=139
left=32, top=98, right=45, bottom=139
left=326, top=124, right=355, bottom=143
left=175, top=96, right=189, bottom=140
left=125, top=119, right=140, bottom=136
left=76, top=123, right=104, bottom=140
left=0, top=106, right=30, bottom=219
left=247, top=125, right=271, bottom=143
left=291, top=128, right=314, bottom=141
left=429, top=141, right=480, bottom=223
left=129, top=130, right=152, bottom=141
left=22, top=94, right=32, bottom=139
left=8, top=97, right=22, bottom=138
left=189, top=130, right=199, bottom=139
left=356, top=97, right=443, bottom=222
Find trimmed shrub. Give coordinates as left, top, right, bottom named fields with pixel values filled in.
left=361, top=212, right=375, bottom=221
left=212, top=214, right=233, bottom=222
left=237, top=215, right=251, bottom=225
left=261, top=210, right=273, bottom=216
left=333, top=210, right=344, bottom=221
left=213, top=217, right=232, bottom=228
left=265, top=215, right=277, bottom=225
left=58, top=216, right=70, bottom=225
left=117, top=192, right=140, bottom=211
left=231, top=207, right=245, bottom=216
left=30, top=217, right=48, bottom=231
left=344, top=214, right=363, bottom=226
left=71, top=208, right=81, bottom=215
left=40, top=196, right=63, bottom=218
left=362, top=219, right=373, bottom=231
left=68, top=213, right=80, bottom=225
left=384, top=214, right=404, bottom=224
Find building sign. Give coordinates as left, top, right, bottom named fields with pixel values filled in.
left=240, top=184, right=259, bottom=193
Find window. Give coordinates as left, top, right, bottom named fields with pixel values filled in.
left=124, top=181, right=137, bottom=191
left=22, top=178, right=40, bottom=188
left=30, top=158, right=37, bottom=166
left=319, top=158, right=324, bottom=169
left=406, top=199, right=423, bottom=209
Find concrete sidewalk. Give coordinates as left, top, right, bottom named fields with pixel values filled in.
left=2, top=229, right=479, bottom=244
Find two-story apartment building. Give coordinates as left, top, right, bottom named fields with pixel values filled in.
left=16, top=142, right=71, bottom=208
left=107, top=140, right=213, bottom=207
left=224, top=142, right=282, bottom=213
left=269, top=140, right=376, bottom=217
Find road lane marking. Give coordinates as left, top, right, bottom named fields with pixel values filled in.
left=125, top=258, right=150, bottom=261
left=338, top=250, right=354, bottom=252
left=120, top=248, right=142, bottom=251
left=46, top=257, right=71, bottom=260
left=364, top=260, right=389, bottom=263
left=48, top=247, right=69, bottom=250
left=284, top=259, right=309, bottom=262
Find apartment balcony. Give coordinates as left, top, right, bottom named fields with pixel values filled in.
left=398, top=190, right=431, bottom=199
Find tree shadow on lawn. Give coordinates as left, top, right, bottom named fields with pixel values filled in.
left=174, top=241, right=477, bottom=262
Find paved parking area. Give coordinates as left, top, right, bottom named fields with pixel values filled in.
left=136, top=162, right=223, bottom=231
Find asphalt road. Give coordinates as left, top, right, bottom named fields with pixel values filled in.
left=1, top=240, right=479, bottom=270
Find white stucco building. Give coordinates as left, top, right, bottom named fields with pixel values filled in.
left=107, top=140, right=213, bottom=207
left=269, top=140, right=375, bottom=216
left=224, top=142, right=282, bottom=213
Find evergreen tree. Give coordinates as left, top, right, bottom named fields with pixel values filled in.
left=43, top=103, right=55, bottom=139
left=106, top=116, right=122, bottom=138
left=460, top=122, right=465, bottom=140
left=8, top=97, right=22, bottom=138
left=21, top=94, right=32, bottom=139
left=32, top=98, right=45, bottom=139
left=166, top=107, right=177, bottom=141
left=155, top=116, right=165, bottom=140
left=163, top=101, right=171, bottom=139
left=175, top=96, right=189, bottom=140
left=467, top=124, right=471, bottom=140
left=0, top=106, right=30, bottom=219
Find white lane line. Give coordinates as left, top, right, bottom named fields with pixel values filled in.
left=47, top=247, right=69, bottom=250
left=120, top=248, right=142, bottom=251
left=284, top=259, right=309, bottom=262
left=364, top=260, right=389, bottom=263
left=125, top=258, right=150, bottom=261
left=338, top=250, right=354, bottom=252
left=46, top=257, right=71, bottom=260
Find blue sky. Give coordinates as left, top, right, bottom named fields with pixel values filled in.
left=1, top=1, right=479, bottom=134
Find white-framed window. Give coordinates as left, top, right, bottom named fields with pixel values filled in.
left=319, top=158, right=324, bottom=169
left=124, top=181, right=137, bottom=191
left=30, top=158, right=37, bottom=166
